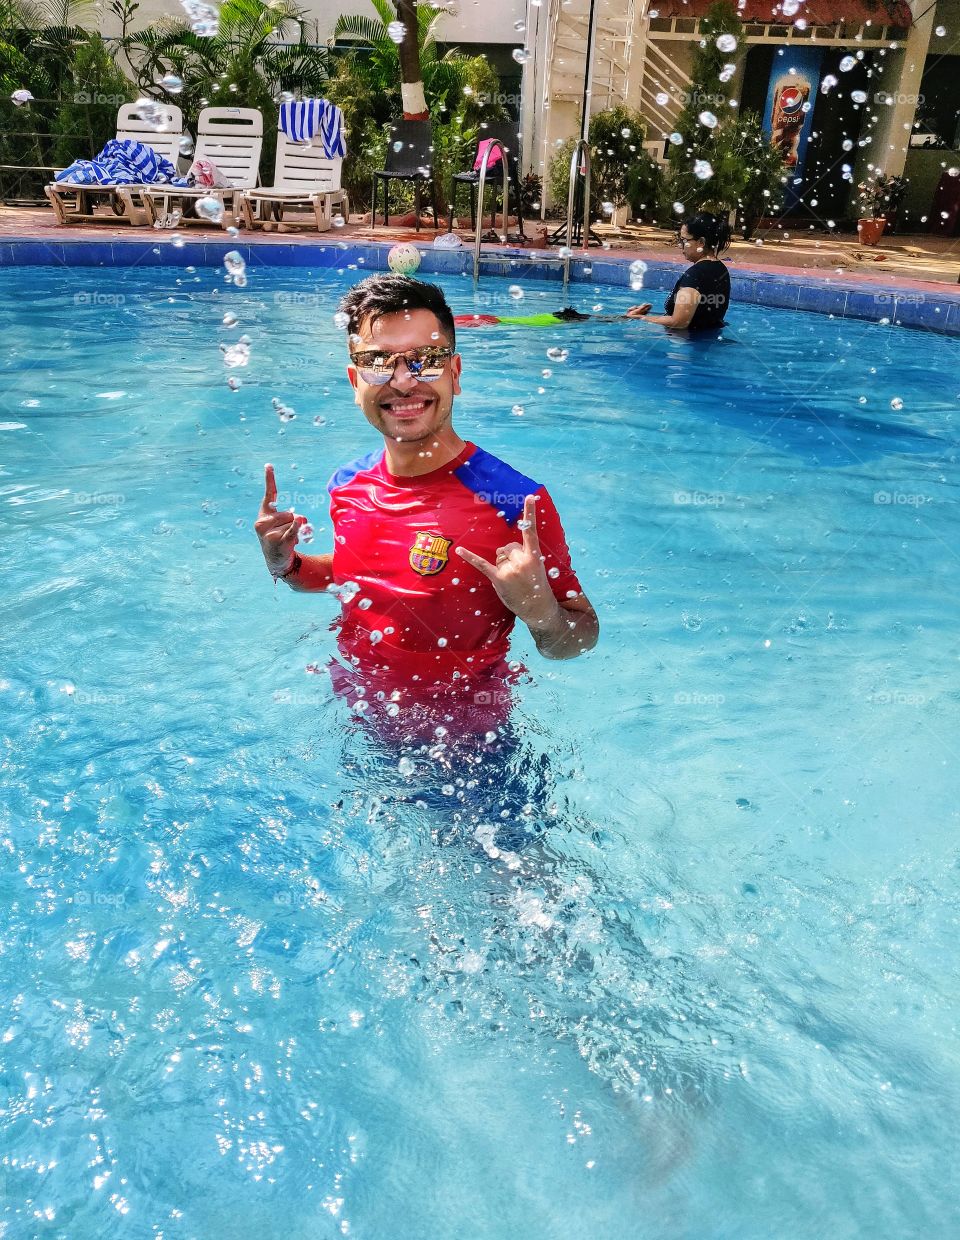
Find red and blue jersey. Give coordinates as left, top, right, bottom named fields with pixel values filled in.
left=326, top=441, right=582, bottom=684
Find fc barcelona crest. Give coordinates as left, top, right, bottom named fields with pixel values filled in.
left=409, top=531, right=451, bottom=576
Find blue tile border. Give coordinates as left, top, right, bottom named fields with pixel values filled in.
left=2, top=234, right=960, bottom=336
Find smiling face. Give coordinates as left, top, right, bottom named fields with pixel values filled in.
left=346, top=308, right=462, bottom=446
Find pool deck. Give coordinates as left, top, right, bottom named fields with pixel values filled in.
left=3, top=204, right=960, bottom=334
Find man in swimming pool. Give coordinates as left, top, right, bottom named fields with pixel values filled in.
left=254, top=274, right=598, bottom=726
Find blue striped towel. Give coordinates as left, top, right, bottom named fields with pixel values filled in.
left=278, top=99, right=346, bottom=158
left=55, top=139, right=188, bottom=187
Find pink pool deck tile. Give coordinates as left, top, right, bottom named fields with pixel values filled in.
left=2, top=204, right=959, bottom=298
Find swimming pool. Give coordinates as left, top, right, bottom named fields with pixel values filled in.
left=2, top=261, right=959, bottom=1237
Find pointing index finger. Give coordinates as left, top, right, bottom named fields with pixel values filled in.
left=262, top=463, right=278, bottom=513
left=521, top=494, right=541, bottom=554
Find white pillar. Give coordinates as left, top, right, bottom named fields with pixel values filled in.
left=858, top=1, right=936, bottom=179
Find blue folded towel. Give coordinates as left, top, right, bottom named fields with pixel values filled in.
left=56, top=139, right=188, bottom=187
left=278, top=99, right=346, bottom=158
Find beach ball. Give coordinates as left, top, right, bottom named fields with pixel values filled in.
left=387, top=243, right=422, bottom=275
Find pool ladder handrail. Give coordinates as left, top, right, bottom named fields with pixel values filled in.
left=472, top=140, right=511, bottom=282
left=561, top=139, right=591, bottom=303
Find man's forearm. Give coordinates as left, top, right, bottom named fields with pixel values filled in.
left=283, top=552, right=334, bottom=592
left=525, top=601, right=599, bottom=660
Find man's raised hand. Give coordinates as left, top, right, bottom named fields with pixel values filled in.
left=254, top=463, right=305, bottom=577
left=456, top=494, right=557, bottom=627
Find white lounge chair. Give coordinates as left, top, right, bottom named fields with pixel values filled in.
left=240, top=130, right=348, bottom=233
left=45, top=101, right=185, bottom=226
left=139, top=107, right=263, bottom=230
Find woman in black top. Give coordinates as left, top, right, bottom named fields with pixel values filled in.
left=626, top=211, right=731, bottom=330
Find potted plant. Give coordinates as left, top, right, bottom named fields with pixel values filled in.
left=856, top=173, right=905, bottom=245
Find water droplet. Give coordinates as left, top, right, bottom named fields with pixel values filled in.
left=629, top=258, right=648, bottom=290
left=511, top=404, right=525, bottom=416
left=170, top=235, right=185, bottom=249
left=512, top=48, right=530, bottom=64
left=313, top=415, right=326, bottom=427
left=668, top=131, right=683, bottom=146
left=839, top=55, right=856, bottom=72
left=369, top=630, right=383, bottom=645
left=655, top=92, right=669, bottom=106
left=508, top=284, right=524, bottom=300
left=851, top=89, right=867, bottom=104
left=934, top=24, right=946, bottom=36
left=890, top=397, right=903, bottom=411
left=392, top=140, right=404, bottom=153
left=437, top=637, right=448, bottom=647
left=196, top=195, right=224, bottom=224
left=299, top=523, right=314, bottom=544
left=601, top=200, right=614, bottom=215
left=223, top=250, right=245, bottom=277
left=222, top=311, right=238, bottom=327
left=698, top=110, right=718, bottom=129
left=547, top=566, right=560, bottom=579
left=716, top=33, right=737, bottom=53
left=693, top=159, right=713, bottom=181
left=227, top=376, right=241, bottom=391
left=221, top=341, right=250, bottom=368
left=546, top=346, right=569, bottom=362
left=541, top=367, right=552, bottom=379
left=159, top=72, right=183, bottom=94
left=672, top=200, right=685, bottom=214
left=333, top=310, right=350, bottom=329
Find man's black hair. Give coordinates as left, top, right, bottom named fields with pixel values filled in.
left=338, top=274, right=456, bottom=348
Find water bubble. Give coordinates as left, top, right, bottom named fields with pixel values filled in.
left=232, top=273, right=247, bottom=288
left=601, top=200, right=614, bottom=215
left=387, top=20, right=406, bottom=43
left=672, top=200, right=685, bottom=214
left=655, top=92, right=670, bottom=106
left=668, top=131, right=683, bottom=145
left=10, top=89, right=33, bottom=107
left=546, top=346, right=569, bottom=362
left=222, top=311, right=238, bottom=327
left=221, top=341, right=250, bottom=368
left=333, top=310, right=350, bottom=329
left=719, top=64, right=735, bottom=83
left=842, top=138, right=854, bottom=151
left=783, top=0, right=800, bottom=14
left=369, top=630, right=383, bottom=645
left=558, top=245, right=573, bottom=258
left=512, top=48, right=530, bottom=64
left=547, top=566, right=560, bottom=579
left=159, top=72, right=183, bottom=95
left=511, top=404, right=525, bottom=416
left=484, top=730, right=498, bottom=743
left=716, top=33, right=737, bottom=53
left=851, top=89, right=867, bottom=104
left=313, top=415, right=326, bottom=427
left=508, top=284, right=524, bottom=300
left=227, top=376, right=241, bottom=391
left=693, top=159, right=713, bottom=181
left=224, top=250, right=245, bottom=276
left=436, top=637, right=448, bottom=648
left=332, top=214, right=346, bottom=227
left=541, top=367, right=552, bottom=379
left=514, top=19, right=525, bottom=31
left=178, top=136, right=194, bottom=156
left=357, top=597, right=372, bottom=610
left=890, top=397, right=903, bottom=411
left=196, top=195, right=224, bottom=224
left=170, top=235, right=185, bottom=249
left=948, top=167, right=959, bottom=178
left=397, top=756, right=415, bottom=776
left=682, top=613, right=703, bottom=632
left=392, top=140, right=404, bottom=153
left=629, top=259, right=648, bottom=290
left=134, top=96, right=167, bottom=130
left=839, top=55, right=856, bottom=72
left=935, top=24, right=946, bottom=37
left=820, top=74, right=838, bottom=95
left=698, top=110, right=718, bottom=129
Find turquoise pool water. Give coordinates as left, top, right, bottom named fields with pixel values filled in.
left=2, top=263, right=959, bottom=1238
